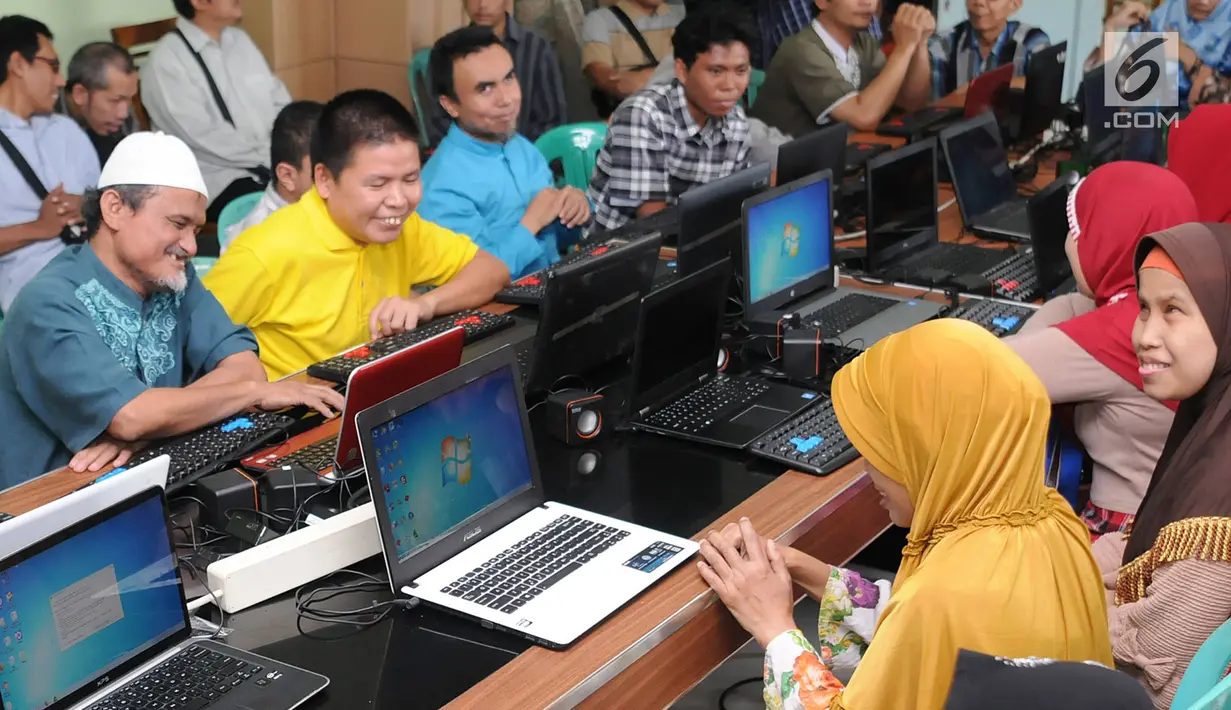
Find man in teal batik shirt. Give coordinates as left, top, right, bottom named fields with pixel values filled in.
left=0, top=132, right=342, bottom=489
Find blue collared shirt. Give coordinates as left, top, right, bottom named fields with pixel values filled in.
left=418, top=124, right=567, bottom=279
left=0, top=108, right=100, bottom=312
left=0, top=245, right=257, bottom=489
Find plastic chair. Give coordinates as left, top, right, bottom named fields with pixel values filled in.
left=216, top=191, right=263, bottom=247
left=1172, top=618, right=1231, bottom=709
left=534, top=123, right=608, bottom=191
left=408, top=48, right=434, bottom=145
left=746, top=69, right=766, bottom=109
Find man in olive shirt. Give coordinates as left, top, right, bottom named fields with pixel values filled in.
left=751, top=0, right=934, bottom=136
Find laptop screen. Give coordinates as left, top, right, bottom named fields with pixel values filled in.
left=775, top=123, right=847, bottom=186
left=745, top=175, right=832, bottom=305
left=868, top=142, right=936, bottom=268
left=1029, top=180, right=1074, bottom=292
left=946, top=116, right=1016, bottom=219
left=0, top=491, right=186, bottom=710
left=368, top=364, right=534, bottom=564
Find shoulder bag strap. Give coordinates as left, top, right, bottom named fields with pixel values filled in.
left=0, top=129, right=50, bottom=200
left=174, top=29, right=236, bottom=127
left=608, top=6, right=658, bottom=67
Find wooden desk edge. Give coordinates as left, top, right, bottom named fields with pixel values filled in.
left=444, top=459, right=889, bottom=710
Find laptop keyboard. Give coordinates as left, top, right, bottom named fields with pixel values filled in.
left=643, top=375, right=770, bottom=434
left=949, top=298, right=1037, bottom=337
left=269, top=436, right=338, bottom=472
left=801, top=292, right=898, bottom=336
left=749, top=397, right=858, bottom=477
left=441, top=514, right=631, bottom=614
left=306, top=310, right=515, bottom=384
left=87, top=645, right=266, bottom=710
left=119, top=412, right=294, bottom=491
left=496, top=242, right=621, bottom=305
left=907, top=244, right=1015, bottom=278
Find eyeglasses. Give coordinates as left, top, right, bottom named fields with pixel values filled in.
left=32, top=56, right=61, bottom=74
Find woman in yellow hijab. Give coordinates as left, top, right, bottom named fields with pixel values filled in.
left=697, top=319, right=1113, bottom=710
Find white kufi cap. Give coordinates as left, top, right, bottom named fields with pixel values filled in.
left=98, top=132, right=209, bottom=199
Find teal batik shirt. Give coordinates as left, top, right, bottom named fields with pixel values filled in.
left=0, top=244, right=257, bottom=490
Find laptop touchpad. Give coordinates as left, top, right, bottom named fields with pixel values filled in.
left=730, top=405, right=788, bottom=430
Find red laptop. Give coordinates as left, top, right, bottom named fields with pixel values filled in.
left=241, top=327, right=465, bottom=481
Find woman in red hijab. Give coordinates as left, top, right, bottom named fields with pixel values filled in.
left=1168, top=104, right=1231, bottom=224
left=1005, top=162, right=1196, bottom=538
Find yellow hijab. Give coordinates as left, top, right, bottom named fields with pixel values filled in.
left=828, top=320, right=1113, bottom=710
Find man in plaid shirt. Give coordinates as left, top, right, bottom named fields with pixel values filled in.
left=587, top=4, right=755, bottom=234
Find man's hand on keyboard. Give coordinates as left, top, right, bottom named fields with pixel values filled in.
left=368, top=294, right=437, bottom=339
left=255, top=381, right=346, bottom=419
left=70, top=435, right=148, bottom=473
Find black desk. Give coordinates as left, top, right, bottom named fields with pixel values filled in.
left=203, top=421, right=788, bottom=709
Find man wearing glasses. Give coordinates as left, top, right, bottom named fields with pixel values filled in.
left=0, top=15, right=99, bottom=312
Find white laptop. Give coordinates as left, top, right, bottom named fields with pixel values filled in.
left=356, top=346, right=699, bottom=649
left=0, top=455, right=170, bottom=559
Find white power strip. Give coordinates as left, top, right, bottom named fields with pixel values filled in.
left=205, top=502, right=383, bottom=613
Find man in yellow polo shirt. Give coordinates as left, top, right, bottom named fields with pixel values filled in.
left=204, top=89, right=510, bottom=379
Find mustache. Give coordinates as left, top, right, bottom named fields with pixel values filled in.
left=165, top=245, right=191, bottom=258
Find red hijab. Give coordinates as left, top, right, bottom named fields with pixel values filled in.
left=1054, top=162, right=1196, bottom=410
left=1168, top=104, right=1231, bottom=224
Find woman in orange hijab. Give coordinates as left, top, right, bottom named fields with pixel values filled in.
left=697, top=319, right=1112, bottom=710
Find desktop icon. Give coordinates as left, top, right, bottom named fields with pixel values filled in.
left=782, top=222, right=800, bottom=258
left=9, top=611, right=16, bottom=623
left=0, top=618, right=5, bottom=630
left=441, top=435, right=472, bottom=486
left=16, top=653, right=22, bottom=664
left=2, top=638, right=7, bottom=648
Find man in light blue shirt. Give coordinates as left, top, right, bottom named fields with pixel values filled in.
left=0, top=16, right=100, bottom=312
left=419, top=26, right=590, bottom=280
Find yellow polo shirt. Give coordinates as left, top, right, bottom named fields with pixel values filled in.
left=203, top=189, right=479, bottom=379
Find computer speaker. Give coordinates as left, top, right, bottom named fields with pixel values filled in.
left=545, top=390, right=604, bottom=446
left=782, top=326, right=826, bottom=381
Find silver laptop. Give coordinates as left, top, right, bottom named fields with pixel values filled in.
left=357, top=346, right=699, bottom=649
left=742, top=169, right=944, bottom=350
left=0, top=485, right=328, bottom=710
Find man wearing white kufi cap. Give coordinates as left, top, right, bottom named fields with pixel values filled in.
left=0, top=132, right=344, bottom=490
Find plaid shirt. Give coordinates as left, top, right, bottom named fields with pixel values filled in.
left=587, top=80, right=751, bottom=233
left=928, top=20, right=1050, bottom=98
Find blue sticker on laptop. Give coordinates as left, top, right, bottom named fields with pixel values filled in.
left=802, top=392, right=816, bottom=400
left=624, top=542, right=684, bottom=574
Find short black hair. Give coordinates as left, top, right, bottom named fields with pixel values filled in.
left=271, top=100, right=323, bottom=170
left=82, top=185, right=159, bottom=239
left=671, top=2, right=756, bottom=69
left=429, top=25, right=503, bottom=101
left=66, top=42, right=135, bottom=92
left=0, top=15, right=53, bottom=85
left=311, top=89, right=420, bottom=177
left=173, top=0, right=197, bottom=20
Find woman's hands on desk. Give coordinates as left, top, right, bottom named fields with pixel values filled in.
left=69, top=435, right=148, bottom=473
left=698, top=518, right=798, bottom=647
left=712, top=521, right=835, bottom=603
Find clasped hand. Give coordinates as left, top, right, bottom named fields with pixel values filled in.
left=697, top=517, right=798, bottom=647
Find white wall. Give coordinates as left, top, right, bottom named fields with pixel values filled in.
left=935, top=0, right=1104, bottom=99
left=1, top=0, right=176, bottom=63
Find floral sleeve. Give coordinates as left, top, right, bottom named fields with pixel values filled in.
left=762, top=568, right=892, bottom=709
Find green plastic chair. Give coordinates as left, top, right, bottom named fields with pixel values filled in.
left=746, top=69, right=766, bottom=109
left=408, top=48, right=434, bottom=145
left=1172, top=617, right=1231, bottom=709
left=217, top=191, right=263, bottom=239
left=534, top=123, right=608, bottom=191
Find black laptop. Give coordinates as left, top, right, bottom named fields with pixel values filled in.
left=866, top=138, right=1019, bottom=285
left=0, top=486, right=328, bottom=710
left=653, top=164, right=771, bottom=287
left=628, top=259, right=820, bottom=449
left=517, top=234, right=661, bottom=394
left=1027, top=175, right=1080, bottom=298
left=940, top=112, right=1033, bottom=242
left=1015, top=41, right=1068, bottom=143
